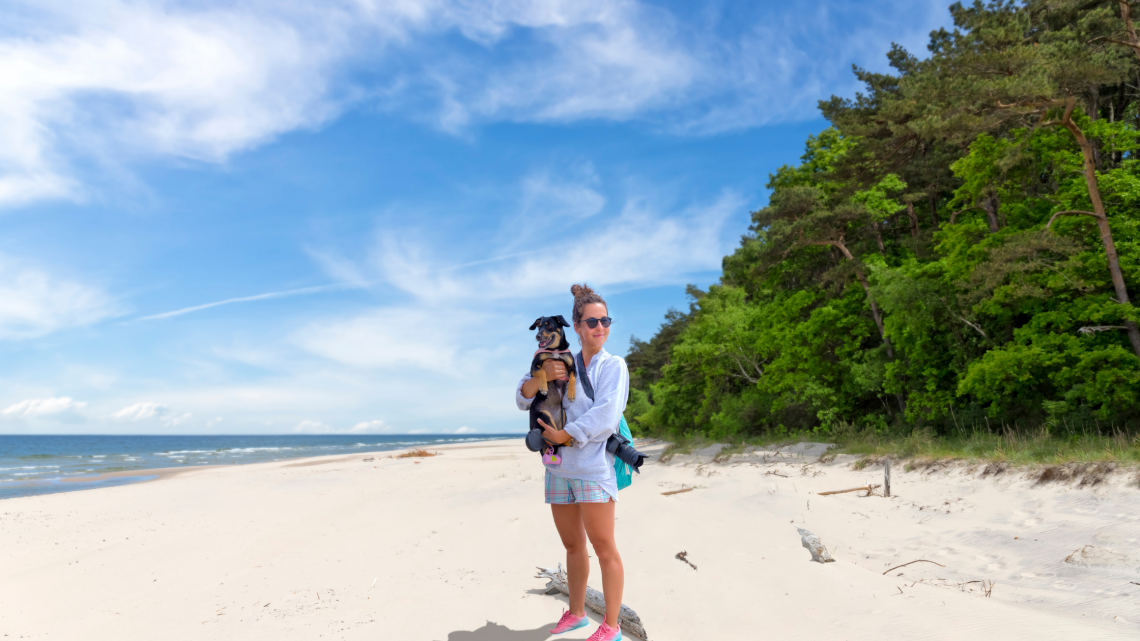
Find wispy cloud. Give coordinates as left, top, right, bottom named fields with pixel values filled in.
left=138, top=284, right=351, bottom=321
left=374, top=188, right=743, bottom=305
left=0, top=255, right=120, bottom=339
left=1, top=0, right=951, bottom=209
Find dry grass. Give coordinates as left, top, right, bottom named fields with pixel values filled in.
left=395, top=449, right=439, bottom=459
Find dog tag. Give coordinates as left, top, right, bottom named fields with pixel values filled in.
left=543, top=447, right=561, bottom=466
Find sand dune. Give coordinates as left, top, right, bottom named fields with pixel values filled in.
left=1, top=439, right=1137, bottom=640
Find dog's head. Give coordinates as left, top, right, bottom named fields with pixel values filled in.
left=529, top=315, right=570, bottom=350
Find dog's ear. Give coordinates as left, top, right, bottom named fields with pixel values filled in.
left=554, top=315, right=570, bottom=327
left=529, top=318, right=544, bottom=330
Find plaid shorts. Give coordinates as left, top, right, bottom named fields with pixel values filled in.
left=544, top=470, right=613, bottom=504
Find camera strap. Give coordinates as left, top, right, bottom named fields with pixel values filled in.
left=575, top=351, right=594, bottom=402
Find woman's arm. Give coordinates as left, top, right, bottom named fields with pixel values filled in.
left=561, top=356, right=629, bottom=448
left=516, top=359, right=568, bottom=408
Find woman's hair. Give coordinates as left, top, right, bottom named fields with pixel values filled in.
left=570, top=283, right=608, bottom=326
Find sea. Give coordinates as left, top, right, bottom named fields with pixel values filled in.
left=0, top=434, right=516, bottom=500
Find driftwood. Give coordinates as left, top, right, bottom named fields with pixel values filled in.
left=536, top=565, right=649, bottom=640
left=796, top=527, right=835, bottom=563
left=818, top=484, right=880, bottom=496
left=882, top=559, right=946, bottom=575
left=661, top=487, right=693, bottom=496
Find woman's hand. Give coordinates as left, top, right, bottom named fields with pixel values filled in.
left=543, top=359, right=568, bottom=381
left=538, top=418, right=572, bottom=445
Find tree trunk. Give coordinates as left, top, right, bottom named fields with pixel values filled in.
left=812, top=240, right=895, bottom=358
left=928, top=191, right=940, bottom=230
left=906, top=201, right=920, bottom=238
left=869, top=222, right=886, bottom=253
left=980, top=193, right=1001, bottom=233
left=1060, top=99, right=1140, bottom=357
left=1122, top=1, right=1140, bottom=62
left=854, top=265, right=896, bottom=359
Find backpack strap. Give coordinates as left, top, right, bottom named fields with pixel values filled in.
left=575, top=351, right=595, bottom=402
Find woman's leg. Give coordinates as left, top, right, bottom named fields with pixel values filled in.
left=550, top=503, right=589, bottom=616
left=580, top=499, right=623, bottom=628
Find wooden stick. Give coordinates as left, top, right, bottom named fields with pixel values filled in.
left=661, top=487, right=693, bottom=496
left=882, top=559, right=946, bottom=575
left=884, top=459, right=891, bottom=498
left=818, top=484, right=879, bottom=496
left=536, top=565, right=649, bottom=640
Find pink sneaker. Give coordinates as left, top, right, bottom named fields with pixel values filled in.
left=549, top=609, right=589, bottom=635
left=586, top=621, right=622, bottom=641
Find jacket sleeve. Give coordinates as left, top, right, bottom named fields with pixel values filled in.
left=562, top=356, right=629, bottom=448
left=515, top=374, right=534, bottom=411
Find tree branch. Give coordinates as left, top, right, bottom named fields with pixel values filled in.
left=1044, top=210, right=1102, bottom=231
left=807, top=240, right=855, bottom=261
left=949, top=207, right=986, bottom=224
left=728, top=355, right=759, bottom=384
left=1078, top=325, right=1128, bottom=335
left=1089, top=36, right=1140, bottom=51
left=958, top=316, right=988, bottom=340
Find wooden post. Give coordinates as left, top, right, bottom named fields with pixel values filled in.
left=884, top=459, right=891, bottom=497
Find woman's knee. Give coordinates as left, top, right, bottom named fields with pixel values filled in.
left=562, top=536, right=588, bottom=555
left=590, top=540, right=621, bottom=564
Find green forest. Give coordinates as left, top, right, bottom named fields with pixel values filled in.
left=625, top=0, right=1140, bottom=458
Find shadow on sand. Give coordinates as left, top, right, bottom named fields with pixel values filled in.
left=443, top=621, right=556, bottom=640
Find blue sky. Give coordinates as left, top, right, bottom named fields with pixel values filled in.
left=0, top=0, right=953, bottom=434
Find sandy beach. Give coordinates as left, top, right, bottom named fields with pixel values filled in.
left=2, top=439, right=1138, bottom=640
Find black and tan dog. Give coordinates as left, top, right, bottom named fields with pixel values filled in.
left=528, top=316, right=577, bottom=449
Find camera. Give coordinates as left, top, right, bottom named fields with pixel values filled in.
left=606, top=433, right=648, bottom=473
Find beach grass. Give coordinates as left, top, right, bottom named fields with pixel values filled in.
left=649, top=425, right=1140, bottom=468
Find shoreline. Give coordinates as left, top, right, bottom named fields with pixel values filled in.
left=0, top=436, right=520, bottom=501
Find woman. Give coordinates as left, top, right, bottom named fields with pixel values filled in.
left=515, top=283, right=629, bottom=641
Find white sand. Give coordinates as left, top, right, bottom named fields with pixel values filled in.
left=2, top=439, right=1138, bottom=640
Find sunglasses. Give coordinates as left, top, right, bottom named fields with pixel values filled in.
left=583, top=317, right=612, bottom=329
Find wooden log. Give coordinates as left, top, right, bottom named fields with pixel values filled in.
left=535, top=564, right=649, bottom=640
left=884, top=459, right=891, bottom=498
left=817, top=484, right=879, bottom=496
left=661, top=487, right=692, bottom=496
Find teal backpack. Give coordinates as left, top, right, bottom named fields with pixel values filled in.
left=576, top=352, right=634, bottom=491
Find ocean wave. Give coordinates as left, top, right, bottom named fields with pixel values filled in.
left=0, top=465, right=61, bottom=471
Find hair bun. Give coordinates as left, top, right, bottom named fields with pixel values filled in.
left=571, top=283, right=593, bottom=298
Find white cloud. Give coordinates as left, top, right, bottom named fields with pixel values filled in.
left=0, top=0, right=951, bottom=209
left=1, top=397, right=87, bottom=418
left=0, top=256, right=119, bottom=339
left=111, top=401, right=192, bottom=426
left=291, top=419, right=334, bottom=434
left=350, top=419, right=389, bottom=433
left=292, top=306, right=479, bottom=372
left=453, top=426, right=475, bottom=434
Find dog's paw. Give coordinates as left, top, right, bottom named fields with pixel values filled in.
left=539, top=383, right=549, bottom=395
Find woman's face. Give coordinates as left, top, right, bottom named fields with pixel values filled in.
left=575, top=302, right=610, bottom=351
